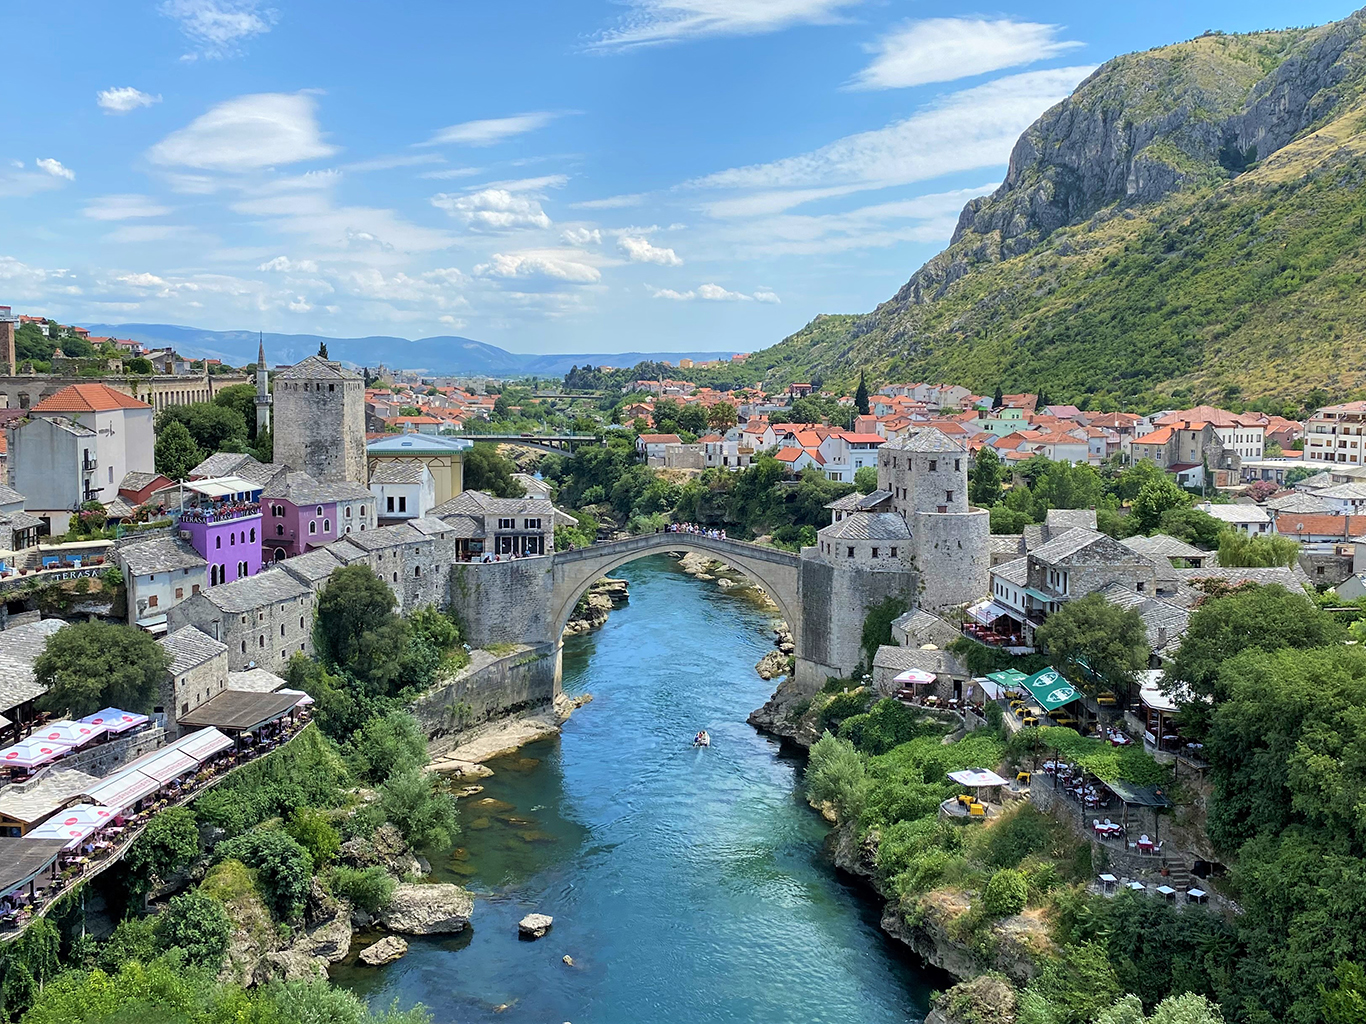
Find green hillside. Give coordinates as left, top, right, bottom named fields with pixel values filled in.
left=732, top=12, right=1366, bottom=412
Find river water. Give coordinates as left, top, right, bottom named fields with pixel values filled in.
left=333, top=554, right=936, bottom=1023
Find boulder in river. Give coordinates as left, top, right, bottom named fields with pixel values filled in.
left=359, top=935, right=410, bottom=966
left=379, top=883, right=475, bottom=935
left=518, top=913, right=554, bottom=939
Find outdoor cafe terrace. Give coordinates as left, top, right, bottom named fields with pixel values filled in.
left=0, top=708, right=312, bottom=936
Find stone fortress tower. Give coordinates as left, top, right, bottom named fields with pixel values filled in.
left=254, top=338, right=272, bottom=436
left=271, top=352, right=367, bottom=484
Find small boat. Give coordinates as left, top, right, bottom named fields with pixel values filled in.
left=693, top=731, right=711, bottom=747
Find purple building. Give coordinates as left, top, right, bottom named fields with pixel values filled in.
left=261, top=472, right=376, bottom=562
left=175, top=477, right=264, bottom=586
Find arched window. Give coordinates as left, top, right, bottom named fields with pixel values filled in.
left=308, top=521, right=317, bottom=535
left=250, top=527, right=256, bottom=542
left=276, top=524, right=284, bottom=536
left=274, top=548, right=285, bottom=562
left=241, top=640, right=247, bottom=653
left=316, top=506, right=323, bottom=517
left=345, top=506, right=352, bottom=518
left=414, top=566, right=421, bottom=577
left=280, top=623, right=285, bottom=637
left=215, top=536, right=221, bottom=549
left=229, top=533, right=235, bottom=546
left=392, top=572, right=398, bottom=583
left=360, top=506, right=366, bottom=516
left=323, top=519, right=330, bottom=532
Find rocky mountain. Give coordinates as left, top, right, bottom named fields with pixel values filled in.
left=743, top=9, right=1366, bottom=409
left=80, top=322, right=732, bottom=379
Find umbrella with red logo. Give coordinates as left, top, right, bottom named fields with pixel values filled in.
left=0, top=737, right=73, bottom=769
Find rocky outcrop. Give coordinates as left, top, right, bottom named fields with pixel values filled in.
left=518, top=912, right=554, bottom=939
left=755, top=650, right=789, bottom=681
left=748, top=674, right=822, bottom=747
left=563, top=577, right=629, bottom=636
left=359, top=935, right=409, bottom=966
left=339, top=824, right=422, bottom=880
left=925, top=973, right=1019, bottom=1024
left=378, top=883, right=475, bottom=935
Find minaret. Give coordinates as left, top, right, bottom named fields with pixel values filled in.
left=254, top=335, right=272, bottom=435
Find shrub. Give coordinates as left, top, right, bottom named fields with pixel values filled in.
left=122, top=807, right=199, bottom=894
left=195, top=726, right=346, bottom=837
left=983, top=868, right=1029, bottom=917
left=285, top=806, right=341, bottom=867
left=345, top=711, right=428, bottom=785
left=379, top=768, right=459, bottom=850
left=838, top=698, right=941, bottom=754
left=976, top=805, right=1056, bottom=869
left=216, top=828, right=313, bottom=921
left=818, top=688, right=871, bottom=729
left=96, top=917, right=160, bottom=973
left=157, top=890, right=231, bottom=970
left=805, top=731, right=869, bottom=823
left=328, top=865, right=396, bottom=914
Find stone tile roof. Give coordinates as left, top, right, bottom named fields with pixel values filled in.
left=340, top=523, right=426, bottom=552
left=1295, top=472, right=1336, bottom=491
left=226, top=668, right=288, bottom=693
left=1265, top=492, right=1334, bottom=514
left=0, top=484, right=24, bottom=506
left=892, top=608, right=960, bottom=649
left=819, top=511, right=911, bottom=541
left=117, top=536, right=207, bottom=576
left=1169, top=565, right=1312, bottom=605
left=881, top=427, right=965, bottom=453
left=407, top=517, right=454, bottom=537
left=118, top=471, right=164, bottom=493
left=438, top=514, right=485, bottom=539
left=872, top=644, right=967, bottom=678
left=0, top=769, right=102, bottom=826
left=1198, top=503, right=1271, bottom=524
left=1317, top=482, right=1366, bottom=500
left=1098, top=582, right=1189, bottom=656
left=0, top=510, right=43, bottom=533
left=992, top=557, right=1028, bottom=587
left=277, top=547, right=345, bottom=584
left=1044, top=508, right=1097, bottom=533
left=31, top=383, right=149, bottom=414
left=199, top=567, right=311, bottom=613
left=431, top=489, right=558, bottom=519
left=825, top=489, right=893, bottom=512
left=275, top=355, right=361, bottom=381
left=262, top=471, right=371, bottom=505
left=0, top=619, right=66, bottom=713
left=989, top=534, right=1027, bottom=558
left=369, top=461, right=428, bottom=484
left=189, top=453, right=257, bottom=479
left=1120, top=534, right=1208, bottom=560
left=159, top=625, right=227, bottom=677
left=1029, top=527, right=1111, bottom=564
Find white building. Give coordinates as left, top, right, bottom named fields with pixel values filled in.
left=1196, top=502, right=1272, bottom=535
left=116, top=535, right=210, bottom=633
left=1304, top=401, right=1366, bottom=467
left=370, top=461, right=437, bottom=525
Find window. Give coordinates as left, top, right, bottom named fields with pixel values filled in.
left=259, top=635, right=265, bottom=647
left=387, top=496, right=395, bottom=513
left=847, top=546, right=855, bottom=558
left=954, top=459, right=961, bottom=472
left=148, top=595, right=158, bottom=608
left=946, top=491, right=954, bottom=503
left=250, top=527, right=256, bottom=542
left=890, top=547, right=897, bottom=558
left=360, top=506, right=366, bottom=516
left=329, top=383, right=335, bottom=392
left=309, top=521, right=317, bottom=535
left=281, top=623, right=286, bottom=637
left=277, top=524, right=285, bottom=536
left=392, top=572, right=398, bottom=583
left=300, top=616, right=304, bottom=628
left=415, top=566, right=422, bottom=577
left=323, top=519, right=331, bottom=532
left=929, top=459, right=937, bottom=471
left=175, top=587, right=183, bottom=599
left=345, top=506, right=352, bottom=518
left=398, top=497, right=406, bottom=513
left=229, top=532, right=235, bottom=546
left=215, top=536, right=221, bottom=549
left=192, top=584, right=200, bottom=594
left=316, top=506, right=324, bottom=517
left=524, top=517, right=540, bottom=530
left=241, top=640, right=247, bottom=654
left=498, top=517, right=515, bottom=530
left=871, top=548, right=879, bottom=558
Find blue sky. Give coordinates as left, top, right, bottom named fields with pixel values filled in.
left=2, top=0, right=1357, bottom=356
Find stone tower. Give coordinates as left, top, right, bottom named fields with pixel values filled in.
left=254, top=338, right=272, bottom=435
left=271, top=354, right=367, bottom=484
left=877, top=427, right=990, bottom=610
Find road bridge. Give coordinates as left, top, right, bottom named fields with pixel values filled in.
left=451, top=433, right=602, bottom=455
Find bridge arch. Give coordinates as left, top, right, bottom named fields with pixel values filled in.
left=549, top=534, right=801, bottom=654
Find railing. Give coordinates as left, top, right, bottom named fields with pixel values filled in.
left=177, top=502, right=261, bottom=525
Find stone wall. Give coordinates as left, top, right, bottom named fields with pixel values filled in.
left=448, top=557, right=555, bottom=648
left=912, top=507, right=991, bottom=610
left=274, top=376, right=367, bottom=484
left=1298, top=549, right=1352, bottom=588
left=410, top=643, right=560, bottom=757
left=795, top=552, right=917, bottom=686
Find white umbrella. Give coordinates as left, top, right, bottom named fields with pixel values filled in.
left=0, top=737, right=73, bottom=769
left=80, top=708, right=148, bottom=734
left=33, top=720, right=107, bottom=748
left=56, top=804, right=117, bottom=829
left=894, top=669, right=936, bottom=685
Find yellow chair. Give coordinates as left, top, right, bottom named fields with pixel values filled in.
left=1056, top=717, right=1077, bottom=727
left=1023, top=716, right=1038, bottom=726
left=1016, top=771, right=1031, bottom=784
left=969, top=803, right=986, bottom=817
left=1015, top=707, right=1026, bottom=719
left=956, top=794, right=973, bottom=807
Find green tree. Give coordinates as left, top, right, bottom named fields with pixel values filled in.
left=463, top=443, right=525, bottom=498
left=855, top=466, right=879, bottom=494
left=984, top=868, right=1029, bottom=917
left=1131, top=475, right=1192, bottom=532
left=993, top=386, right=1004, bottom=409
left=970, top=448, right=1004, bottom=507
left=1019, top=942, right=1121, bottom=1024
left=345, top=711, right=429, bottom=784
left=318, top=340, right=329, bottom=358
left=157, top=890, right=231, bottom=969
left=314, top=565, right=399, bottom=671
left=1155, top=506, right=1224, bottom=547
left=1217, top=531, right=1299, bottom=567
left=285, top=806, right=341, bottom=866
left=1322, top=962, right=1366, bottom=1024
left=213, top=381, right=260, bottom=439
left=1034, top=592, right=1149, bottom=696
left=1148, top=993, right=1225, bottom=1024
left=327, top=865, right=395, bottom=914
left=805, top=732, right=869, bottom=823
left=217, top=828, right=314, bottom=920
left=855, top=373, right=870, bottom=416
left=153, top=419, right=203, bottom=480
left=156, top=402, right=248, bottom=454
left=379, top=767, right=459, bottom=849
left=126, top=356, right=153, bottom=374
left=707, top=403, right=737, bottom=432
left=35, top=621, right=172, bottom=717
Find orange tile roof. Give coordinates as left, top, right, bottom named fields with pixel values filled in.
left=1133, top=426, right=1177, bottom=446
left=31, top=383, right=150, bottom=414
left=1276, top=514, right=1366, bottom=540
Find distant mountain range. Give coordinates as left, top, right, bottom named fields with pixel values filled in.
left=79, top=323, right=734, bottom=378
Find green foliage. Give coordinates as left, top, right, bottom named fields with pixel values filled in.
left=818, top=688, right=871, bottom=729
left=154, top=419, right=202, bottom=480
left=1034, top=591, right=1150, bottom=696
left=971, top=448, right=1004, bottom=508
left=1026, top=726, right=1167, bottom=786
left=463, top=443, right=525, bottom=498
left=805, top=731, right=870, bottom=823
left=1322, top=962, right=1366, bottom=1024
left=990, top=504, right=1035, bottom=534
left=876, top=816, right=964, bottom=897
left=284, top=806, right=341, bottom=867
left=122, top=807, right=199, bottom=895
left=327, top=865, right=396, bottom=914
left=344, top=711, right=429, bottom=785
left=378, top=768, right=459, bottom=850
left=33, top=620, right=172, bottom=718
left=1155, top=506, right=1224, bottom=548
left=194, top=725, right=347, bottom=837
left=861, top=732, right=1005, bottom=830
left=156, top=401, right=248, bottom=455
left=1131, top=476, right=1192, bottom=532
left=314, top=564, right=398, bottom=672
left=854, top=465, right=878, bottom=493
left=97, top=916, right=160, bottom=973
left=976, top=805, right=1057, bottom=869
left=861, top=596, right=906, bottom=666
left=1019, top=942, right=1121, bottom=1024
left=157, top=890, right=231, bottom=970
left=983, top=868, right=1029, bottom=917
left=854, top=372, right=869, bottom=416
left=838, top=698, right=943, bottom=755
left=1217, top=531, right=1299, bottom=567
left=216, top=828, right=314, bottom=921
left=126, top=355, right=153, bottom=374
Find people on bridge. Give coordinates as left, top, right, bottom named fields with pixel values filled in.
left=665, top=522, right=726, bottom=540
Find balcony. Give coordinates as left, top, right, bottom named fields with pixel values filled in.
left=82, top=455, right=98, bottom=472
left=177, top=501, right=261, bottom=526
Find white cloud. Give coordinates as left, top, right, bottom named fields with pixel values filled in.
left=419, top=166, right=484, bottom=180
left=160, top=0, right=276, bottom=59
left=851, top=18, right=1083, bottom=90
left=115, top=272, right=171, bottom=288
left=593, top=0, right=864, bottom=49
left=0, top=163, right=68, bottom=198
left=258, top=256, right=319, bottom=273
left=651, top=282, right=776, bottom=302
left=618, top=235, right=682, bottom=265
left=420, top=112, right=560, bottom=147
left=341, top=153, right=444, bottom=173
left=36, top=158, right=74, bottom=181
left=96, top=87, right=162, bottom=114
left=475, top=251, right=601, bottom=284
left=692, top=67, right=1093, bottom=207
left=84, top=194, right=172, bottom=221
left=148, top=93, right=337, bottom=171
left=561, top=227, right=602, bottom=245
left=0, top=257, right=79, bottom=298
left=572, top=193, right=647, bottom=210
left=470, top=174, right=568, bottom=192
left=431, top=188, right=552, bottom=231
left=287, top=296, right=312, bottom=312
left=104, top=224, right=202, bottom=244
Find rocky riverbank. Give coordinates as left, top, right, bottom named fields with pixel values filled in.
left=562, top=577, right=629, bottom=636
left=755, top=623, right=795, bottom=680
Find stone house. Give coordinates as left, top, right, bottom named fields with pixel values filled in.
left=166, top=567, right=315, bottom=672
left=261, top=471, right=376, bottom=562
left=1130, top=420, right=1238, bottom=487
left=272, top=355, right=368, bottom=485
left=330, top=518, right=455, bottom=613
left=430, top=490, right=567, bottom=558
left=157, top=625, right=229, bottom=736
left=116, top=534, right=209, bottom=632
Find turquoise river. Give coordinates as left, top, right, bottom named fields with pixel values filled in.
left=332, top=554, right=939, bottom=1023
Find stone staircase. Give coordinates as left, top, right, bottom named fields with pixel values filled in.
left=1163, top=855, right=1192, bottom=892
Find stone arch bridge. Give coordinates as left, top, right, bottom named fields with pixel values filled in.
left=550, top=533, right=800, bottom=649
